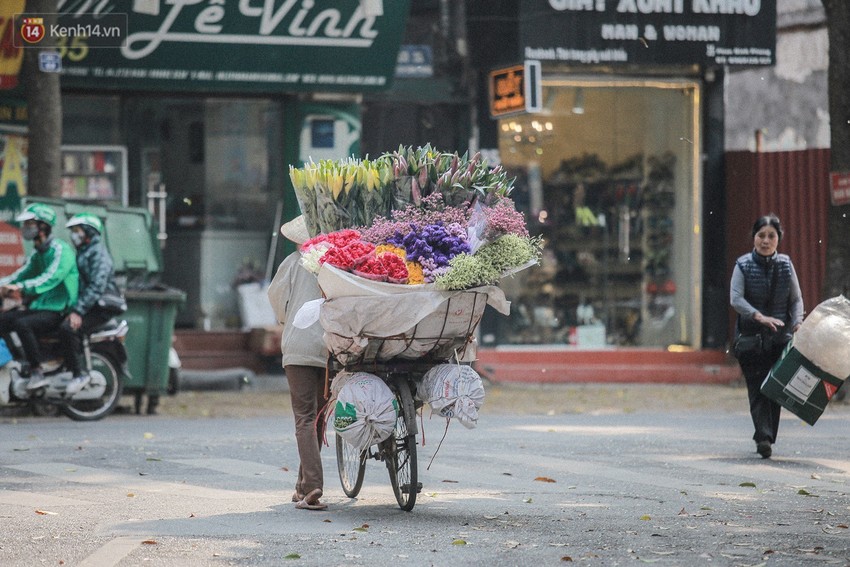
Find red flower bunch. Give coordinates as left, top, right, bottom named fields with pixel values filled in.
left=354, top=256, right=389, bottom=281
left=301, top=229, right=362, bottom=252
left=379, top=252, right=409, bottom=283
left=319, top=245, right=358, bottom=270
left=345, top=240, right=376, bottom=266
left=317, top=239, right=376, bottom=270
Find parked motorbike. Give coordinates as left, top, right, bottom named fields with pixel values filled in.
left=0, top=318, right=129, bottom=421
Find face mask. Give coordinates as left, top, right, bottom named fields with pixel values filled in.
left=21, top=225, right=39, bottom=241
left=70, top=232, right=84, bottom=247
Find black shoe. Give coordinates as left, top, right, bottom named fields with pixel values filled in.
left=756, top=440, right=772, bottom=459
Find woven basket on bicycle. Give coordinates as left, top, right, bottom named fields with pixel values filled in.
left=315, top=264, right=510, bottom=368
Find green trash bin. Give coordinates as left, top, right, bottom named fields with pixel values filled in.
left=122, top=285, right=187, bottom=405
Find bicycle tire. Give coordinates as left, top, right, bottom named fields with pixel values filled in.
left=385, top=377, right=418, bottom=511
left=336, top=432, right=367, bottom=497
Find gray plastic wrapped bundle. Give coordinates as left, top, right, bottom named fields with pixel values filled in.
left=418, top=364, right=485, bottom=429
left=793, top=295, right=850, bottom=380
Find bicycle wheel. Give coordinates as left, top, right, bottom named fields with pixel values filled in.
left=336, top=432, right=367, bottom=497
left=385, top=378, right=419, bottom=511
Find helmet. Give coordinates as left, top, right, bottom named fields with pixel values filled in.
left=16, top=203, right=56, bottom=226
left=66, top=212, right=104, bottom=235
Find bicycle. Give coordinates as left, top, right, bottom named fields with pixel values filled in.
left=332, top=360, right=434, bottom=511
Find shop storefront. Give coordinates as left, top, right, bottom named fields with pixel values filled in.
left=477, top=2, right=776, bottom=365
left=54, top=0, right=410, bottom=328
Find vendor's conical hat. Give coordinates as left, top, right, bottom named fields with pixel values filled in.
left=280, top=215, right=309, bottom=245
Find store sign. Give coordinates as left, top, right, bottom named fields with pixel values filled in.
left=489, top=61, right=542, bottom=118
left=830, top=171, right=850, bottom=206
left=520, top=0, right=775, bottom=67
left=57, top=0, right=411, bottom=94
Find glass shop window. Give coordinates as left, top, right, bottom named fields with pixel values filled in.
left=481, top=80, right=701, bottom=349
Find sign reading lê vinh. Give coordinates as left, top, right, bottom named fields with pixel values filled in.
left=57, top=0, right=411, bottom=94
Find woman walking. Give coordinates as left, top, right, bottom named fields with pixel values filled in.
left=730, top=214, right=804, bottom=459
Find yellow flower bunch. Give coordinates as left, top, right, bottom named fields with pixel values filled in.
left=406, top=261, right=425, bottom=284
left=376, top=244, right=406, bottom=260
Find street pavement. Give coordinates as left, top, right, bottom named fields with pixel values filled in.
left=2, top=382, right=850, bottom=566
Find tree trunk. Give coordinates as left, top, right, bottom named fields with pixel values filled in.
left=21, top=0, right=61, bottom=199
left=822, top=0, right=850, bottom=297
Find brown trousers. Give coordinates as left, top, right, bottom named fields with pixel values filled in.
left=285, top=365, right=327, bottom=496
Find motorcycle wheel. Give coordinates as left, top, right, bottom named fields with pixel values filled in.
left=61, top=351, right=123, bottom=421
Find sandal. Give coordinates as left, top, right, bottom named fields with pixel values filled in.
left=295, top=488, right=328, bottom=511
left=291, top=491, right=304, bottom=503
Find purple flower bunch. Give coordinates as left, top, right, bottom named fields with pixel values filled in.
left=388, top=222, right=470, bottom=282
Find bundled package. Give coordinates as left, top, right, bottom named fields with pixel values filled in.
left=331, top=372, right=399, bottom=451
left=417, top=364, right=485, bottom=429
left=761, top=295, right=850, bottom=425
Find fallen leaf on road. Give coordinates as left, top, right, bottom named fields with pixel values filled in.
left=442, top=479, right=459, bottom=483
left=143, top=433, right=154, bottom=439
left=64, top=468, right=76, bottom=472
left=34, top=510, right=57, bottom=515
left=798, top=489, right=818, bottom=497
left=504, top=541, right=520, bottom=548
left=284, top=553, right=300, bottom=559
left=739, top=482, right=756, bottom=488
left=142, top=540, right=157, bottom=545
left=281, top=467, right=289, bottom=471
left=811, top=473, right=821, bottom=480
left=127, top=493, right=135, bottom=498
left=640, top=515, right=651, bottom=521
left=452, top=539, right=467, bottom=545
left=524, top=498, right=533, bottom=503
left=561, top=557, right=573, bottom=562
left=535, top=477, right=556, bottom=483
left=678, top=508, right=688, bottom=516
left=13, top=448, right=29, bottom=451
left=323, top=519, right=332, bottom=523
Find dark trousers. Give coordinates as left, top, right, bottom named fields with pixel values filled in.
left=59, top=307, right=114, bottom=376
left=0, top=309, right=64, bottom=369
left=739, top=343, right=784, bottom=444
left=285, top=365, right=327, bottom=497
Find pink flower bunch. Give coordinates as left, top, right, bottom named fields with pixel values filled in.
left=481, top=198, right=529, bottom=240
left=360, top=193, right=471, bottom=243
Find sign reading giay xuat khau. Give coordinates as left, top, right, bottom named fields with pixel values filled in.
left=521, top=0, right=775, bottom=67
left=54, top=0, right=411, bottom=94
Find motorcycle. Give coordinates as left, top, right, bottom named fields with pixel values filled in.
left=0, top=318, right=129, bottom=421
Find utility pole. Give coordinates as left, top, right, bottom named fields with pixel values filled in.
left=22, top=0, right=61, bottom=199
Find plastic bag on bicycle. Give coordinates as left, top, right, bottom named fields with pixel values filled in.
left=417, top=364, right=485, bottom=429
left=332, top=372, right=398, bottom=451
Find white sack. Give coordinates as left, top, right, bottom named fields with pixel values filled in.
left=332, top=372, right=398, bottom=451
left=418, top=364, right=485, bottom=429
left=793, top=295, right=850, bottom=380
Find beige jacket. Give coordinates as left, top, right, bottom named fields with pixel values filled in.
left=267, top=253, right=327, bottom=368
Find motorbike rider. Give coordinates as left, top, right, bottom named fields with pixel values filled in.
left=0, top=203, right=79, bottom=390
left=59, top=213, right=126, bottom=396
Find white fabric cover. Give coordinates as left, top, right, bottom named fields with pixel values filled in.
left=309, top=265, right=509, bottom=365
